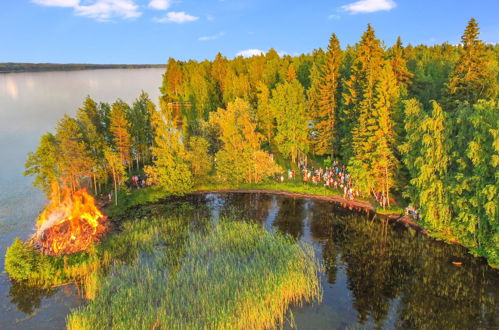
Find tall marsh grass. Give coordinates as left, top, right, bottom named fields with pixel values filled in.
left=67, top=220, right=321, bottom=329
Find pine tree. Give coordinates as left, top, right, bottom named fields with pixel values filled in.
left=388, top=37, right=413, bottom=94
left=55, top=115, right=95, bottom=192
left=160, top=58, right=185, bottom=123
left=447, top=18, right=498, bottom=106
left=144, top=108, right=193, bottom=194
left=270, top=76, right=310, bottom=163
left=341, top=24, right=385, bottom=161
left=76, top=96, right=106, bottom=194
left=399, top=98, right=426, bottom=204
left=413, top=101, right=452, bottom=231
left=263, top=48, right=281, bottom=89
left=109, top=100, right=132, bottom=170
left=307, top=63, right=322, bottom=154
left=314, top=33, right=342, bottom=157
left=450, top=100, right=498, bottom=252
left=128, top=92, right=155, bottom=168
left=349, top=61, right=399, bottom=198
left=255, top=81, right=275, bottom=144
left=372, top=63, right=400, bottom=206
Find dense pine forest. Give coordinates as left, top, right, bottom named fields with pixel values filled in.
left=25, top=19, right=498, bottom=266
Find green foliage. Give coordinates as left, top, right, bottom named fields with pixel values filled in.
left=4, top=239, right=39, bottom=281
left=24, top=133, right=59, bottom=197
left=127, top=92, right=155, bottom=167
left=22, top=18, right=499, bottom=268
left=270, top=78, right=310, bottom=163
left=210, top=98, right=281, bottom=184
left=412, top=101, right=453, bottom=231
left=447, top=18, right=498, bottom=106
left=186, top=136, right=211, bottom=181
left=313, top=33, right=342, bottom=157
left=145, top=107, right=193, bottom=195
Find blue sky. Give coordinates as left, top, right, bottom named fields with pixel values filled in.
left=1, top=0, right=498, bottom=64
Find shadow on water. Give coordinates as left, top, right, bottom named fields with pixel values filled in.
left=6, top=192, right=499, bottom=329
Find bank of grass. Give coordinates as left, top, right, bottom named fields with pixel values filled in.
left=67, top=220, right=321, bottom=330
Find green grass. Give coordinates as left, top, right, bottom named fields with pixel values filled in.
left=375, top=206, right=404, bottom=215
left=67, top=220, right=321, bottom=330
left=196, top=180, right=373, bottom=203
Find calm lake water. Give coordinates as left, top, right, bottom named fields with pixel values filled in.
left=0, top=69, right=498, bottom=329
left=121, top=192, right=499, bottom=329
left=0, top=68, right=163, bottom=329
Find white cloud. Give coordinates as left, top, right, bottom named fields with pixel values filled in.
left=154, top=11, right=199, bottom=23
left=328, top=14, right=340, bottom=20
left=32, top=0, right=79, bottom=7
left=198, top=31, right=225, bottom=41
left=341, top=0, right=396, bottom=14
left=236, top=49, right=264, bottom=58
left=148, top=0, right=170, bottom=10
left=75, top=0, right=141, bottom=21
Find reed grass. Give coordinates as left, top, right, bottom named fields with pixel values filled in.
left=67, top=220, right=321, bottom=330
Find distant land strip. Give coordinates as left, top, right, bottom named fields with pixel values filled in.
left=0, top=63, right=165, bottom=73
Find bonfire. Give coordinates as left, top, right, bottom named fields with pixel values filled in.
left=34, top=184, right=107, bottom=256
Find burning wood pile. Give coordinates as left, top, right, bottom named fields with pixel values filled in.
left=34, top=185, right=107, bottom=256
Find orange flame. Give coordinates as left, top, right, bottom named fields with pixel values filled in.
left=35, top=183, right=107, bottom=256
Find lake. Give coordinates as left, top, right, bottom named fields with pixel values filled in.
left=0, top=68, right=163, bottom=329
left=0, top=69, right=497, bottom=329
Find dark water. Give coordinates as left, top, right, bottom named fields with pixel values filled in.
left=122, top=192, right=499, bottom=329
left=4, top=192, right=499, bottom=329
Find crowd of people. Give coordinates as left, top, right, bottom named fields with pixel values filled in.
left=131, top=175, right=147, bottom=189
left=276, top=159, right=361, bottom=201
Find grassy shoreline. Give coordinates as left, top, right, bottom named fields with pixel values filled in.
left=67, top=220, right=321, bottom=329
left=106, top=182, right=497, bottom=269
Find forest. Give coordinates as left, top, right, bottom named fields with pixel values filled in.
left=24, top=18, right=498, bottom=266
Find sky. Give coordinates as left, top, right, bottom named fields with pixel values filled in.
left=1, top=0, right=498, bottom=64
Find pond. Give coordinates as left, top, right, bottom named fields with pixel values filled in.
left=96, top=192, right=499, bottom=329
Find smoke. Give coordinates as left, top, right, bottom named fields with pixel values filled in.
left=37, top=209, right=68, bottom=236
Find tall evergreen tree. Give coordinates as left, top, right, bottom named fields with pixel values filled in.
left=109, top=100, right=132, bottom=170
left=55, top=115, right=95, bottom=192
left=314, top=33, right=342, bottom=157
left=400, top=99, right=426, bottom=204
left=76, top=96, right=106, bottom=194
left=450, top=100, right=498, bottom=252
left=341, top=24, right=385, bottom=161
left=372, top=63, right=400, bottom=206
left=413, top=101, right=453, bottom=231
left=388, top=37, right=413, bottom=94
left=128, top=92, right=155, bottom=168
left=447, top=18, right=498, bottom=106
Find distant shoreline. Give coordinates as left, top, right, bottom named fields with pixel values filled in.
left=0, top=63, right=165, bottom=73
